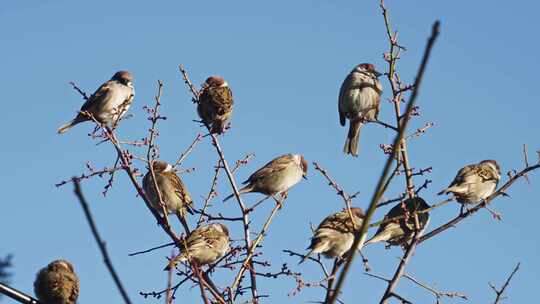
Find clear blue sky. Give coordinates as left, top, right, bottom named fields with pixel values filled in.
left=1, top=0, right=538, bottom=303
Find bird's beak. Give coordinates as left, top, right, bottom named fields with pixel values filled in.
left=373, top=70, right=382, bottom=77
left=302, top=174, right=308, bottom=180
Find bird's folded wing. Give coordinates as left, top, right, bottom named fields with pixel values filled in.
left=246, top=155, right=293, bottom=182
left=208, top=86, right=233, bottom=114
left=80, top=81, right=112, bottom=112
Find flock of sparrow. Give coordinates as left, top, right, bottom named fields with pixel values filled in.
left=32, top=65, right=502, bottom=304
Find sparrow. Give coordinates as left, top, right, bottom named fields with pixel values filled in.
left=197, top=76, right=233, bottom=134
left=438, top=159, right=501, bottom=206
left=223, top=154, right=308, bottom=202
left=58, top=70, right=135, bottom=134
left=338, top=63, right=383, bottom=156
left=165, top=223, right=230, bottom=269
left=300, top=207, right=364, bottom=264
left=34, top=260, right=79, bottom=304
left=364, top=197, right=430, bottom=247
left=143, top=161, right=194, bottom=229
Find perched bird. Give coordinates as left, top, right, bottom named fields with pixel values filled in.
left=165, top=223, right=230, bottom=269
left=338, top=63, right=383, bottom=156
left=438, top=160, right=501, bottom=208
left=223, top=154, right=308, bottom=202
left=364, top=197, right=430, bottom=247
left=143, top=161, right=193, bottom=230
left=198, top=76, right=234, bottom=134
left=34, top=260, right=79, bottom=304
left=58, top=70, right=135, bottom=134
left=300, top=207, right=364, bottom=264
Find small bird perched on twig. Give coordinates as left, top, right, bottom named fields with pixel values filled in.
left=300, top=207, right=364, bottom=264
left=197, top=76, right=234, bottom=134
left=438, top=160, right=501, bottom=210
left=338, top=63, right=383, bottom=156
left=165, top=223, right=230, bottom=270
left=34, top=260, right=79, bottom=304
left=223, top=154, right=308, bottom=202
left=58, top=70, right=135, bottom=134
left=143, top=160, right=193, bottom=231
left=364, top=197, right=430, bottom=247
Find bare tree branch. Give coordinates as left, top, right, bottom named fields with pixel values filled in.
left=0, top=282, right=42, bottom=304
left=327, top=16, right=440, bottom=304
left=378, top=17, right=441, bottom=304
left=489, top=262, right=520, bottom=304
left=403, top=273, right=468, bottom=302
left=73, top=181, right=133, bottom=304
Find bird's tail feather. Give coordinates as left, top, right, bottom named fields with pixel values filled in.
left=223, top=185, right=253, bottom=202
left=57, top=119, right=78, bottom=134
left=437, top=188, right=449, bottom=195
left=299, top=239, right=327, bottom=264
left=364, top=230, right=394, bottom=247
left=57, top=116, right=86, bottom=134
left=163, top=253, right=187, bottom=271
left=175, top=211, right=191, bottom=235
left=210, top=120, right=227, bottom=135
left=343, top=120, right=362, bottom=156
left=438, top=185, right=466, bottom=196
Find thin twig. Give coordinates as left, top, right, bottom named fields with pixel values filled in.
left=69, top=81, right=89, bottom=100
left=197, top=159, right=221, bottom=225
left=166, top=251, right=174, bottom=304
left=323, top=260, right=342, bottom=303
left=489, top=262, right=520, bottom=304
left=403, top=273, right=468, bottom=301
left=230, top=198, right=283, bottom=300
left=283, top=249, right=331, bottom=278
left=55, top=163, right=123, bottom=188
left=0, top=283, right=42, bottom=304
left=178, top=65, right=200, bottom=101
left=192, top=263, right=211, bottom=304
left=145, top=81, right=175, bottom=231
left=73, top=181, right=132, bottom=304
left=173, top=133, right=203, bottom=168
left=313, top=161, right=359, bottom=229
left=128, top=242, right=175, bottom=257
left=378, top=19, right=441, bottom=304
